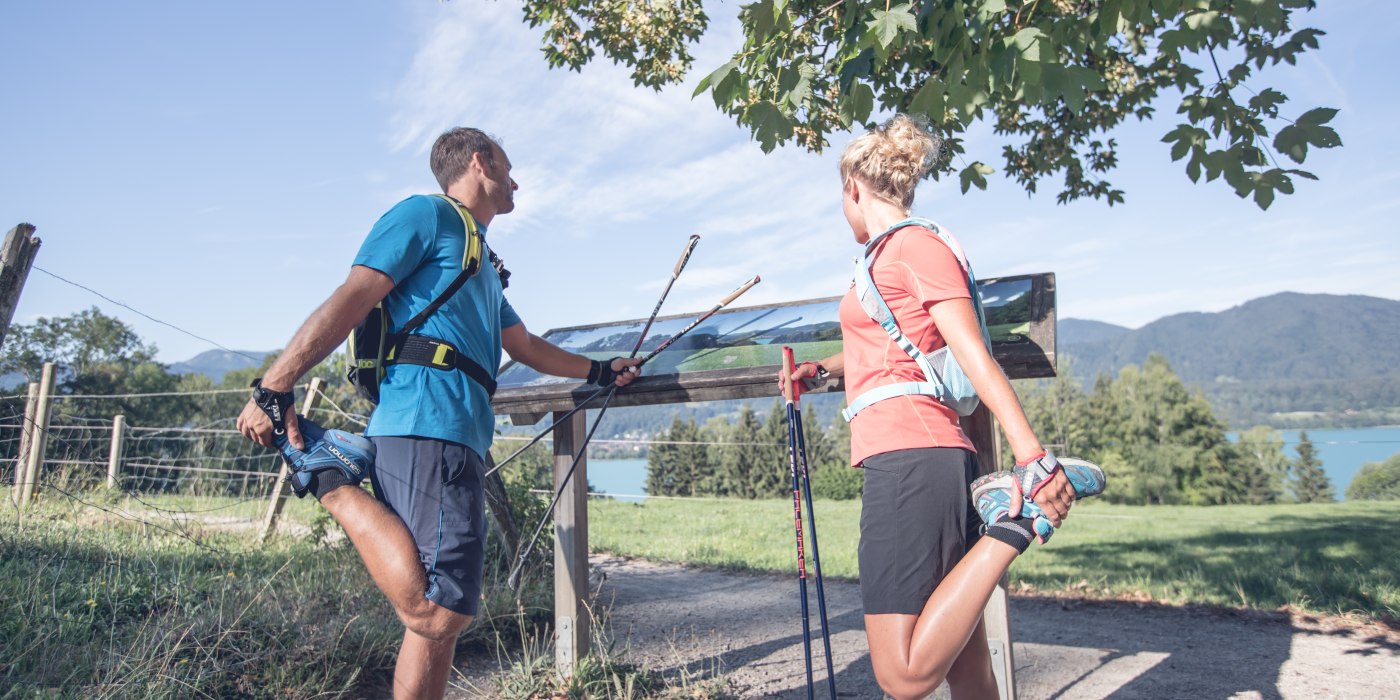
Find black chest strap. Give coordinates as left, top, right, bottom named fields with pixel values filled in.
left=387, top=334, right=498, bottom=397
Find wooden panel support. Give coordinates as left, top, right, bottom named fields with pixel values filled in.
left=259, top=378, right=324, bottom=542
left=552, top=408, right=590, bottom=674
left=964, top=405, right=1018, bottom=700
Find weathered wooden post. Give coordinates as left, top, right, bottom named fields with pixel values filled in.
left=19, top=363, right=55, bottom=506
left=964, top=407, right=1017, bottom=700
left=552, top=408, right=590, bottom=673
left=107, top=414, right=127, bottom=489
left=11, top=382, right=39, bottom=504
left=0, top=224, right=41, bottom=354
left=259, top=378, right=324, bottom=541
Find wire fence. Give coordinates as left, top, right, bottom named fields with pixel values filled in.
left=0, top=383, right=796, bottom=513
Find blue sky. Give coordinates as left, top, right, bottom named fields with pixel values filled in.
left=2, top=0, right=1393, bottom=364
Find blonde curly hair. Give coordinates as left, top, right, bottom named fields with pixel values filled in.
left=839, top=114, right=943, bottom=209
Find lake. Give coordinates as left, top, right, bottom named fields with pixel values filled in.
left=589, top=426, right=1400, bottom=502
left=1264, top=426, right=1400, bottom=500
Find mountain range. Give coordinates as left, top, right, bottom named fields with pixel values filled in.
left=169, top=349, right=269, bottom=383
left=1056, top=292, right=1400, bottom=427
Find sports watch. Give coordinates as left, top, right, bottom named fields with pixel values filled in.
left=250, top=378, right=294, bottom=436
left=798, top=361, right=831, bottom=390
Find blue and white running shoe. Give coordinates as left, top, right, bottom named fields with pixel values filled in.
left=274, top=416, right=375, bottom=499
left=972, top=456, right=1106, bottom=544
left=971, top=471, right=1056, bottom=543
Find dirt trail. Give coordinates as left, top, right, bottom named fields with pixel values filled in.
left=588, top=556, right=1400, bottom=699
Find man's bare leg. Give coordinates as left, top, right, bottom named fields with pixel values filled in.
left=318, top=486, right=472, bottom=699
left=864, top=538, right=1019, bottom=700
left=395, top=625, right=468, bottom=700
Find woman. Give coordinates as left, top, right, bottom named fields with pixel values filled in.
left=784, top=114, right=1104, bottom=700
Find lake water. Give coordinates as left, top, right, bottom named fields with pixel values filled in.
left=1260, top=426, right=1400, bottom=500
left=585, top=457, right=650, bottom=503
left=589, top=426, right=1400, bottom=503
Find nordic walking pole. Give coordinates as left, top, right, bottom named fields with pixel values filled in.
left=486, top=235, right=701, bottom=478
left=786, top=346, right=837, bottom=699
left=506, top=275, right=761, bottom=589
left=628, top=234, right=700, bottom=357
left=783, top=347, right=816, bottom=699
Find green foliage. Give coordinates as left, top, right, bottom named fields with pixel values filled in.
left=521, top=0, right=709, bottom=88
left=1346, top=451, right=1400, bottom=502
left=643, top=400, right=859, bottom=500
left=524, top=0, right=1340, bottom=207
left=1236, top=425, right=1291, bottom=504
left=1080, top=354, right=1246, bottom=504
left=1, top=307, right=189, bottom=426
left=1292, top=430, right=1335, bottom=503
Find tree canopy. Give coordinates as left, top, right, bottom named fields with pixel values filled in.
left=523, top=0, right=1340, bottom=208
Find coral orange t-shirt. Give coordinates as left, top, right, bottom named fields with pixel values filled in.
left=840, top=224, right=976, bottom=466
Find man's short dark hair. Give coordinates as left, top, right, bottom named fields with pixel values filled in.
left=430, top=128, right=500, bottom=192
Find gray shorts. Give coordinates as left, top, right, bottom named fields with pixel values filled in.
left=858, top=447, right=983, bottom=615
left=368, top=436, right=487, bottom=617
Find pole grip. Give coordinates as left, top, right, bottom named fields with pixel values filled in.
left=673, top=234, right=701, bottom=277
left=719, top=275, right=760, bottom=307
left=782, top=346, right=800, bottom=403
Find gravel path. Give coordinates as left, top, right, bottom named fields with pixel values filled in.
left=589, top=556, right=1400, bottom=699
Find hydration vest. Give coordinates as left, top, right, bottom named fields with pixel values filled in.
left=841, top=217, right=991, bottom=422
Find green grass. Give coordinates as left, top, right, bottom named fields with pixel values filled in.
left=590, top=498, right=1400, bottom=622
left=0, top=488, right=561, bottom=699
left=0, top=488, right=736, bottom=699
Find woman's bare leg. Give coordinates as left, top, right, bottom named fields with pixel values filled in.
left=865, top=538, right=1019, bottom=700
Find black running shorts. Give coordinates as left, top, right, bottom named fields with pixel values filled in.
left=858, top=447, right=983, bottom=615
left=368, top=436, right=487, bottom=617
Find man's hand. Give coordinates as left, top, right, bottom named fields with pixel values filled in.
left=237, top=383, right=305, bottom=450
left=610, top=357, right=643, bottom=387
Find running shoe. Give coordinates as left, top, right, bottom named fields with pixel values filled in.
left=1013, top=451, right=1107, bottom=501
left=973, top=456, right=1106, bottom=543
left=274, top=416, right=375, bottom=499
left=971, top=471, right=1055, bottom=543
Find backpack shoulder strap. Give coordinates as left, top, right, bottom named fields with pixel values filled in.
left=395, top=195, right=485, bottom=337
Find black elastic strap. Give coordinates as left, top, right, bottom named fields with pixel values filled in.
left=388, top=335, right=498, bottom=396
left=397, top=265, right=479, bottom=338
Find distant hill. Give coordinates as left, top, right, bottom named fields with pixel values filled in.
left=169, top=350, right=269, bottom=383
left=1058, top=318, right=1132, bottom=346
left=1059, top=293, right=1400, bottom=427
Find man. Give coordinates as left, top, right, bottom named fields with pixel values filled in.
left=236, top=127, right=639, bottom=699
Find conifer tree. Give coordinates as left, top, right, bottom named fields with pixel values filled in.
left=1292, top=431, right=1334, bottom=503
left=645, top=416, right=684, bottom=497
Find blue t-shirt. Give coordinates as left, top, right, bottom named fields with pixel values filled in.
left=353, top=195, right=521, bottom=457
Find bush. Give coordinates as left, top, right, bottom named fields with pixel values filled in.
left=811, top=461, right=863, bottom=500
left=1346, top=452, right=1400, bottom=501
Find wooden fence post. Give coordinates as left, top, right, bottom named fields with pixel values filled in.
left=553, top=408, right=590, bottom=675
left=107, top=414, right=127, bottom=489
left=965, top=405, right=1018, bottom=700
left=19, top=363, right=55, bottom=506
left=0, top=224, right=41, bottom=354
left=259, top=378, right=324, bottom=542
left=11, top=382, right=39, bottom=504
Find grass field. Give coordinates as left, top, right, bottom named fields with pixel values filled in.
left=590, top=498, right=1400, bottom=622
left=0, top=489, right=559, bottom=699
